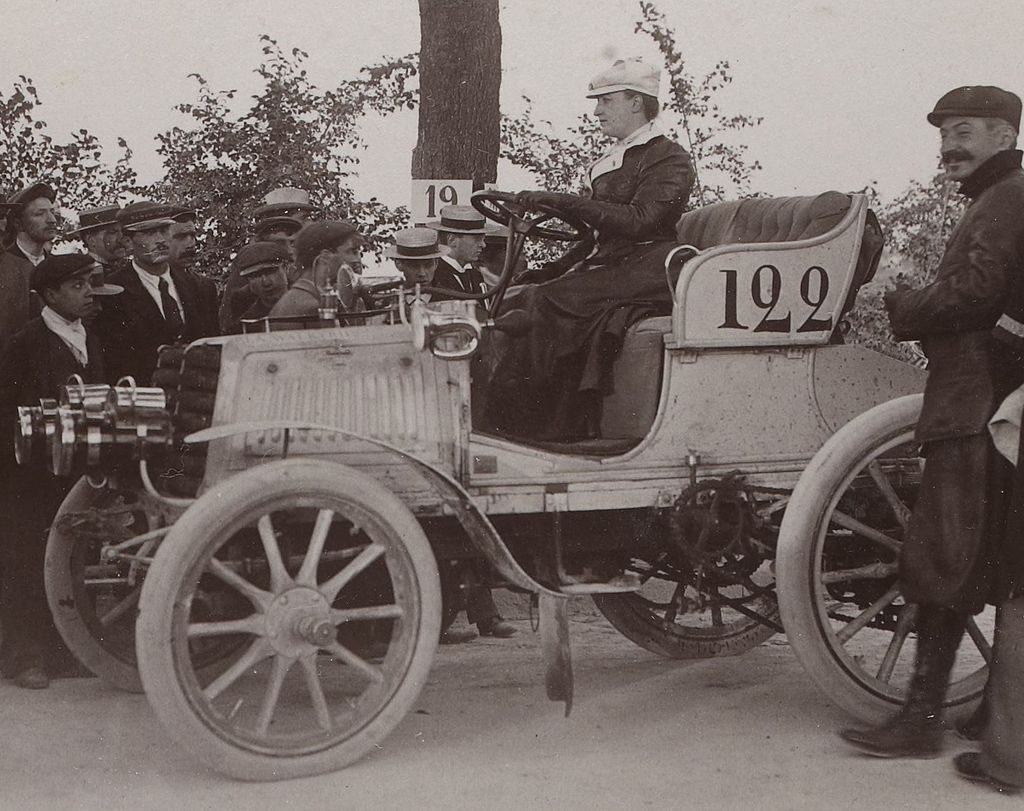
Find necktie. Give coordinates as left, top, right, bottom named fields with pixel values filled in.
left=159, top=277, right=184, bottom=338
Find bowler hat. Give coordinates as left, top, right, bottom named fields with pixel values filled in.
left=293, top=220, right=360, bottom=269
left=117, top=200, right=183, bottom=233
left=235, top=241, right=292, bottom=277
left=928, top=85, right=1022, bottom=129
left=384, top=227, right=449, bottom=260
left=586, top=58, right=660, bottom=99
left=30, top=253, right=122, bottom=296
left=8, top=181, right=56, bottom=208
left=254, top=215, right=303, bottom=240
left=68, top=204, right=121, bottom=238
left=254, top=187, right=319, bottom=220
left=426, top=205, right=488, bottom=235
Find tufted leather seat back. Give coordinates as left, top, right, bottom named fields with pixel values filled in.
left=675, top=191, right=856, bottom=248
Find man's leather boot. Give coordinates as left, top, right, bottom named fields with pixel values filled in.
left=839, top=605, right=966, bottom=758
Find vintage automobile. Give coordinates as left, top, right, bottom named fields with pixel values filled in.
left=15, top=189, right=990, bottom=781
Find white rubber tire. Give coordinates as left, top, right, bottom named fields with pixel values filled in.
left=136, top=459, right=441, bottom=781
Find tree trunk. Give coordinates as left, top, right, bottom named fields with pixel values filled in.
left=412, top=0, right=501, bottom=186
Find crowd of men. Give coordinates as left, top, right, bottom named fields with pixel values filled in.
left=0, top=57, right=1022, bottom=794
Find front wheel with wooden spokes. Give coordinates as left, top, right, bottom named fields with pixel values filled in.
left=777, top=394, right=992, bottom=724
left=136, top=460, right=441, bottom=781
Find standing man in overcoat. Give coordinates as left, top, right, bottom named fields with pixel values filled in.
left=841, top=86, right=1024, bottom=761
left=0, top=181, right=57, bottom=348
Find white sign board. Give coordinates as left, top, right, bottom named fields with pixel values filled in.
left=410, top=179, right=475, bottom=225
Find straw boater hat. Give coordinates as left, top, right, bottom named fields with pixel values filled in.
left=67, top=204, right=121, bottom=239
left=253, top=187, right=319, bottom=221
left=116, top=200, right=189, bottom=232
left=384, top=227, right=449, bottom=260
left=585, top=58, right=660, bottom=99
left=425, top=205, right=488, bottom=235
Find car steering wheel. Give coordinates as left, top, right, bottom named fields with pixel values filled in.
left=471, top=190, right=589, bottom=243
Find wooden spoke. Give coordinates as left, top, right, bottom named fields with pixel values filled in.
left=98, top=586, right=141, bottom=627
left=188, top=615, right=265, bottom=638
left=324, top=642, right=385, bottom=685
left=965, top=617, right=993, bottom=664
left=867, top=461, right=912, bottom=531
left=876, top=604, right=917, bottom=683
left=255, top=655, right=294, bottom=737
left=329, top=604, right=404, bottom=624
left=320, top=544, right=387, bottom=603
left=299, top=654, right=332, bottom=731
left=207, top=558, right=273, bottom=611
left=203, top=638, right=274, bottom=701
left=296, top=509, right=336, bottom=586
left=831, top=510, right=902, bottom=553
left=821, top=561, right=899, bottom=584
left=836, top=584, right=902, bottom=643
left=257, top=514, right=291, bottom=592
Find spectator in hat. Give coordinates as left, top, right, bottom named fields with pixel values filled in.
left=167, top=209, right=200, bottom=273
left=485, top=58, right=693, bottom=439
left=0, top=181, right=58, bottom=348
left=835, top=86, right=1024, bottom=786
left=97, top=200, right=219, bottom=385
left=426, top=205, right=489, bottom=298
left=69, top=204, right=128, bottom=279
left=269, top=220, right=363, bottom=320
left=253, top=186, right=319, bottom=224
left=0, top=253, right=120, bottom=689
left=228, top=241, right=292, bottom=332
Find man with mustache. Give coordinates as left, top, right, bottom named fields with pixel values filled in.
left=0, top=181, right=57, bottom=348
left=840, top=87, right=1024, bottom=784
left=167, top=209, right=199, bottom=273
left=97, top=201, right=219, bottom=384
left=69, top=204, right=129, bottom=280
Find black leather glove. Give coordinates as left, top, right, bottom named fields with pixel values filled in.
left=515, top=190, right=567, bottom=211
left=512, top=262, right=566, bottom=286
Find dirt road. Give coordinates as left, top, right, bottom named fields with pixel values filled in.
left=0, top=615, right=1001, bottom=810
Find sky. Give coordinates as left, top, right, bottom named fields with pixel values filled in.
left=4, top=0, right=1024, bottom=215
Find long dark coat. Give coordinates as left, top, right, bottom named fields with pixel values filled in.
left=0, top=244, right=42, bottom=352
left=97, top=264, right=219, bottom=385
left=0, top=317, right=105, bottom=675
left=487, top=130, right=694, bottom=438
left=886, top=149, right=1024, bottom=611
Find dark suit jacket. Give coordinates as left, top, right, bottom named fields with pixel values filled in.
left=97, top=264, right=219, bottom=385
left=432, top=255, right=487, bottom=302
left=0, top=245, right=44, bottom=353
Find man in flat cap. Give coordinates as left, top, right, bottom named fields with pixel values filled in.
left=226, top=241, right=292, bottom=332
left=0, top=181, right=57, bottom=348
left=487, top=58, right=694, bottom=439
left=0, top=253, right=120, bottom=688
left=840, top=86, right=1024, bottom=783
left=69, top=204, right=128, bottom=279
left=97, top=201, right=219, bottom=384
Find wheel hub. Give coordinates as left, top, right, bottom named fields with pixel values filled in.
left=264, top=586, right=333, bottom=656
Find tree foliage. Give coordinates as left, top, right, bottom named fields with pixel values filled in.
left=501, top=1, right=763, bottom=206
left=0, top=77, right=137, bottom=230
left=150, top=36, right=418, bottom=280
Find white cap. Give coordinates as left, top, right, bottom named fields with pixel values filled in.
left=586, top=58, right=660, bottom=98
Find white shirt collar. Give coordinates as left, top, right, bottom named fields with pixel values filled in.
left=41, top=306, right=88, bottom=365
left=16, top=235, right=47, bottom=266
left=441, top=254, right=468, bottom=273
left=588, top=120, right=663, bottom=184
left=132, top=260, right=172, bottom=288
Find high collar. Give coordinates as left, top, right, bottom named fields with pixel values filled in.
left=959, top=149, right=1023, bottom=199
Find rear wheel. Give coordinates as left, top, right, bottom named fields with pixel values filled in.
left=777, top=395, right=991, bottom=724
left=136, top=460, right=441, bottom=781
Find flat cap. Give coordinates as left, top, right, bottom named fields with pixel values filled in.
left=426, top=205, right=488, bottom=235
left=68, top=204, right=121, bottom=238
left=384, top=227, right=448, bottom=260
left=293, top=220, right=360, bottom=269
left=235, top=241, right=292, bottom=276
left=928, top=85, right=1022, bottom=129
left=8, top=180, right=56, bottom=207
left=31, top=253, right=100, bottom=292
left=586, top=58, right=660, bottom=99
left=117, top=200, right=188, bottom=232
